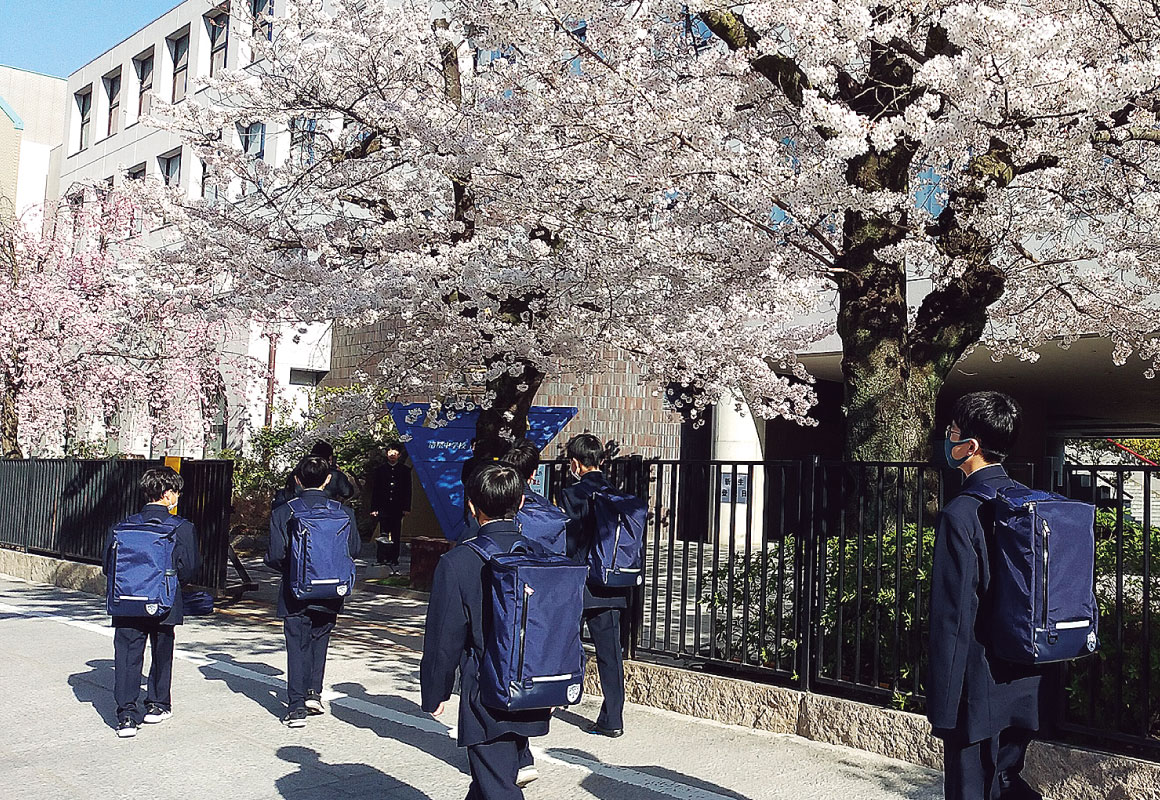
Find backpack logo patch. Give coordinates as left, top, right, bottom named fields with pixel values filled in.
left=336, top=584, right=348, bottom=597
left=144, top=603, right=159, bottom=616
left=1087, top=630, right=1098, bottom=652
left=567, top=683, right=582, bottom=703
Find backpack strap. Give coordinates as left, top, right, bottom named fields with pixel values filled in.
left=286, top=497, right=308, bottom=516
left=122, top=514, right=181, bottom=535
left=463, top=533, right=503, bottom=562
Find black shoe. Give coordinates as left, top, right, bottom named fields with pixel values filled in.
left=586, top=723, right=624, bottom=738
left=116, top=718, right=138, bottom=739
left=304, top=692, right=325, bottom=715
left=143, top=704, right=172, bottom=724
left=282, top=707, right=308, bottom=728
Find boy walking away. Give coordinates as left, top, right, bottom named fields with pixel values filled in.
left=560, top=433, right=646, bottom=739
left=371, top=442, right=411, bottom=568
left=502, top=438, right=567, bottom=554
left=103, top=466, right=201, bottom=739
left=929, top=392, right=1087, bottom=800
left=310, top=440, right=358, bottom=503
left=267, top=455, right=360, bottom=728
left=422, top=463, right=587, bottom=800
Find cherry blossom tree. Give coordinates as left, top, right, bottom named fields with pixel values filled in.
left=0, top=191, right=225, bottom=457
left=157, top=0, right=1160, bottom=459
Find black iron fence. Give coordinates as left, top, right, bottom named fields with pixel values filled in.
left=0, top=459, right=234, bottom=592
left=569, top=456, right=1159, bottom=761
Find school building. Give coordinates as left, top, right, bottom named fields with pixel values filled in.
left=48, top=0, right=332, bottom=457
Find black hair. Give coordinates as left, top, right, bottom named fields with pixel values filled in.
left=501, top=438, right=540, bottom=482
left=384, top=441, right=404, bottom=455
left=467, top=462, right=524, bottom=520
left=310, top=440, right=335, bottom=462
left=951, top=391, right=1021, bottom=463
left=297, top=455, right=331, bottom=489
left=141, top=466, right=183, bottom=502
left=566, top=433, right=606, bottom=468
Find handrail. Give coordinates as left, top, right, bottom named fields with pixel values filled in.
left=1105, top=438, right=1160, bottom=467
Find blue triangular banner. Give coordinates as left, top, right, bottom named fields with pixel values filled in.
left=389, top=403, right=578, bottom=541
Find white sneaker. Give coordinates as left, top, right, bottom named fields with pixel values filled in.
left=304, top=694, right=325, bottom=715
left=142, top=705, right=172, bottom=724
left=516, top=765, right=539, bottom=787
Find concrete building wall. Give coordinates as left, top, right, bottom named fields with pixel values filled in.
left=0, top=66, right=67, bottom=225
left=55, top=0, right=333, bottom=457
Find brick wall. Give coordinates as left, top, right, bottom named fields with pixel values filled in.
left=327, top=323, right=683, bottom=459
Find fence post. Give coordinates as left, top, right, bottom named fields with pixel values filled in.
left=797, top=455, right=820, bottom=692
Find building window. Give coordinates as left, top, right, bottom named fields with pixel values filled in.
left=206, top=8, right=230, bottom=77
left=135, top=50, right=154, bottom=117
left=289, top=368, right=328, bottom=387
left=201, top=158, right=224, bottom=202
left=169, top=31, right=190, bottom=103
left=76, top=87, right=92, bottom=150
left=159, top=150, right=182, bottom=188
left=105, top=70, right=122, bottom=137
left=238, top=121, right=265, bottom=159
left=290, top=116, right=318, bottom=166
left=251, top=0, right=273, bottom=42
left=127, top=163, right=146, bottom=235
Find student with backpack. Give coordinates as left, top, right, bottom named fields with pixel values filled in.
left=560, top=433, right=646, bottom=739
left=267, top=455, right=361, bottom=728
left=929, top=392, right=1095, bottom=800
left=103, top=466, right=201, bottom=739
left=421, top=462, right=587, bottom=800
left=502, top=438, right=567, bottom=555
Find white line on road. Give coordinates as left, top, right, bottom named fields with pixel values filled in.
left=0, top=598, right=751, bottom=800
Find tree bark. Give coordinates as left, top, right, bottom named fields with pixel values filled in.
left=476, top=359, right=545, bottom=450
left=1, top=379, right=22, bottom=458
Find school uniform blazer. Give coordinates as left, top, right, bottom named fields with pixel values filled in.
left=371, top=461, right=412, bottom=517
left=926, top=464, right=1046, bottom=743
left=266, top=488, right=360, bottom=618
left=420, top=519, right=552, bottom=747
left=102, top=504, right=201, bottom=627
left=560, top=471, right=629, bottom=610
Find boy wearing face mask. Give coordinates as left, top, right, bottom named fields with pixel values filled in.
left=103, top=467, right=201, bottom=738
left=928, top=392, right=1046, bottom=800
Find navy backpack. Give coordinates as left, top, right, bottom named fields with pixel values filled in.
left=588, top=489, right=647, bottom=588
left=106, top=515, right=181, bottom=618
left=464, top=533, right=587, bottom=711
left=287, top=498, right=356, bottom=600
left=965, top=483, right=1099, bottom=664
left=515, top=492, right=567, bottom=554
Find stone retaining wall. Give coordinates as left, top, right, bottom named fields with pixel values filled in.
left=0, top=548, right=104, bottom=595
left=583, top=658, right=1160, bottom=800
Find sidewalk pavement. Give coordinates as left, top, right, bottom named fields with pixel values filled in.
left=0, top=572, right=944, bottom=800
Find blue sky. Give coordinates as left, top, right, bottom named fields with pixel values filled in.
left=0, top=0, right=183, bottom=78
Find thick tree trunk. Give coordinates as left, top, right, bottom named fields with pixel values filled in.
left=1, top=380, right=22, bottom=458
left=476, top=359, right=545, bottom=450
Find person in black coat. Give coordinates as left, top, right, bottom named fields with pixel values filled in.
left=559, top=433, right=627, bottom=738
left=928, top=392, right=1047, bottom=800
left=421, top=463, right=551, bottom=800
left=102, top=466, right=201, bottom=738
left=267, top=455, right=361, bottom=728
left=370, top=442, right=411, bottom=566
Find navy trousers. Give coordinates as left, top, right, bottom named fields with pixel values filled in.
left=585, top=607, right=625, bottom=731
left=114, top=623, right=175, bottom=720
left=466, top=734, right=525, bottom=800
left=944, top=727, right=1041, bottom=800
left=283, top=610, right=335, bottom=711
left=376, top=513, right=403, bottom=564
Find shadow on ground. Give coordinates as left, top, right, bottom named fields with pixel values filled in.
left=329, top=681, right=468, bottom=775
left=274, top=745, right=435, bottom=800
left=69, top=658, right=119, bottom=729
